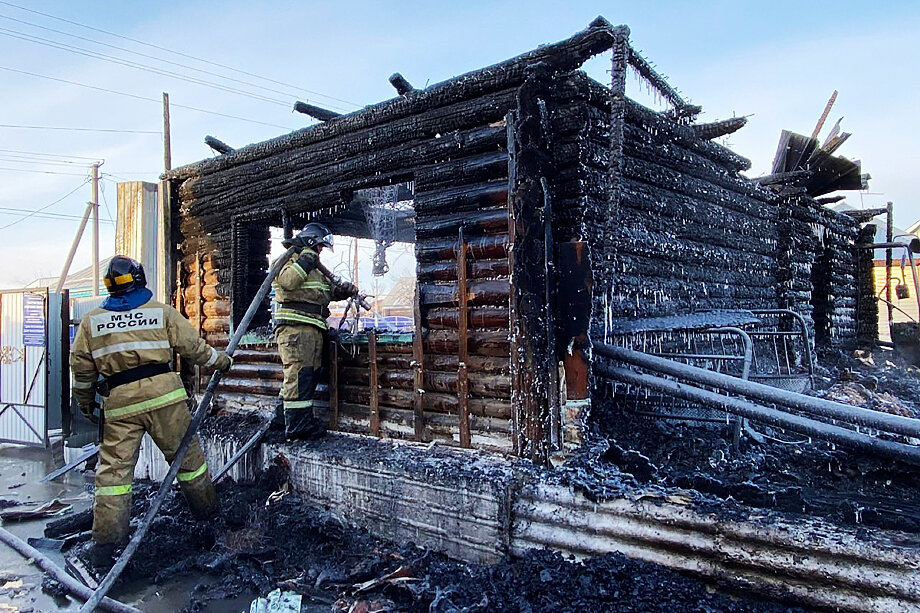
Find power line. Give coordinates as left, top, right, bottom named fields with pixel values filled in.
left=0, top=123, right=160, bottom=134
left=0, top=155, right=95, bottom=167
left=0, top=207, right=114, bottom=224
left=0, top=179, right=90, bottom=230
left=0, top=148, right=101, bottom=160
left=100, top=181, right=114, bottom=222
left=0, top=26, right=296, bottom=108
left=0, top=65, right=294, bottom=130
left=0, top=165, right=90, bottom=176
left=0, top=1, right=362, bottom=109
left=0, top=11, right=354, bottom=113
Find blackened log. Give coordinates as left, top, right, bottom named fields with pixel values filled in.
left=340, top=367, right=511, bottom=399
left=187, top=121, right=509, bottom=222
left=420, top=279, right=509, bottom=307
left=167, top=19, right=624, bottom=182
left=415, top=207, right=508, bottom=239
left=626, top=46, right=688, bottom=111
left=338, top=386, right=510, bottom=418
left=349, top=352, right=508, bottom=375
left=625, top=99, right=752, bottom=172
left=293, top=101, right=341, bottom=121
left=417, top=259, right=509, bottom=283
left=414, top=181, right=508, bottom=214
left=691, top=116, right=747, bottom=140
left=389, top=73, right=415, bottom=96
left=426, top=307, right=509, bottom=330
left=508, top=67, right=558, bottom=464
left=417, top=235, right=508, bottom=263
left=416, top=150, right=508, bottom=192
left=204, top=136, right=234, bottom=155
left=425, top=330, right=509, bottom=357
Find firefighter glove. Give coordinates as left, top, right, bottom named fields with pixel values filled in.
left=214, top=352, right=234, bottom=372
left=81, top=401, right=100, bottom=424
left=295, top=250, right=318, bottom=273
left=339, top=280, right=359, bottom=297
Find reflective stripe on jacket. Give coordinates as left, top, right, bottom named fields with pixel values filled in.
left=271, top=248, right=351, bottom=330
left=70, top=297, right=220, bottom=420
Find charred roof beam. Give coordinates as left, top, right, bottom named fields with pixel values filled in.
left=388, top=73, right=415, bottom=96
left=204, top=135, right=234, bottom=155
left=293, top=101, right=342, bottom=122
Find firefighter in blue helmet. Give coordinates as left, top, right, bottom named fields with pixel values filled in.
left=272, top=223, right=358, bottom=439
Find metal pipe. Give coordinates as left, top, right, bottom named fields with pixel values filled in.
left=595, top=343, right=920, bottom=439
left=80, top=246, right=300, bottom=613
left=596, top=364, right=920, bottom=465
left=212, top=419, right=272, bottom=482
left=0, top=527, right=142, bottom=613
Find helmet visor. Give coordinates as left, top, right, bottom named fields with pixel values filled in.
left=319, top=232, right=334, bottom=251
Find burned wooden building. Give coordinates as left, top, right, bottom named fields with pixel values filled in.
left=152, top=19, right=920, bottom=611
left=164, top=18, right=874, bottom=462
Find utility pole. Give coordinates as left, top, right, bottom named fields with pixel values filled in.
left=91, top=162, right=101, bottom=296
left=163, top=92, right=171, bottom=171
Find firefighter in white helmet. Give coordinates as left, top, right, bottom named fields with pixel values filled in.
left=70, top=255, right=232, bottom=564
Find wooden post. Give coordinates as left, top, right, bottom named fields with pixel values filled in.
left=368, top=331, right=380, bottom=436
left=507, top=67, right=557, bottom=465
left=886, top=201, right=894, bottom=328
left=457, top=227, right=471, bottom=448
left=506, top=112, right=520, bottom=456
left=195, top=251, right=203, bottom=393
left=162, top=93, right=171, bottom=172
left=412, top=281, right=426, bottom=441
left=91, top=162, right=100, bottom=296
left=329, top=341, right=339, bottom=430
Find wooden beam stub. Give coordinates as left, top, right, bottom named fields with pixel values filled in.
left=389, top=73, right=415, bottom=96
left=204, top=136, right=234, bottom=155
left=293, top=101, right=342, bottom=122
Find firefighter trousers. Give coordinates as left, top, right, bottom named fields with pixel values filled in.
left=275, top=324, right=324, bottom=438
left=93, top=400, right=217, bottom=545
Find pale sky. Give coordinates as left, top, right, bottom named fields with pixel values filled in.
left=1, top=0, right=917, bottom=289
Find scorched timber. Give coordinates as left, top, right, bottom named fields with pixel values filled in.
left=165, top=18, right=624, bottom=181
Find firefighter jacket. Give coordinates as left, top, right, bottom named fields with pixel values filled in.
left=272, top=247, right=353, bottom=330
left=70, top=296, right=226, bottom=421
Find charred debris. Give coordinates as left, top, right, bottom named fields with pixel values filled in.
left=151, top=14, right=920, bottom=606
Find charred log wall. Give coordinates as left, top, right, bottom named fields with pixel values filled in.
left=170, top=69, right=520, bottom=451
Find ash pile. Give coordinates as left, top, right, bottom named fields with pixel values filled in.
left=54, top=460, right=803, bottom=613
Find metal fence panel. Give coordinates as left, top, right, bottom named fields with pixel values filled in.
left=0, top=289, right=48, bottom=446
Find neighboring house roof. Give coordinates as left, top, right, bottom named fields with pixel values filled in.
left=28, top=257, right=112, bottom=297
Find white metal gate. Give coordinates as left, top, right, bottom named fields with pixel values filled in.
left=0, top=288, right=65, bottom=447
